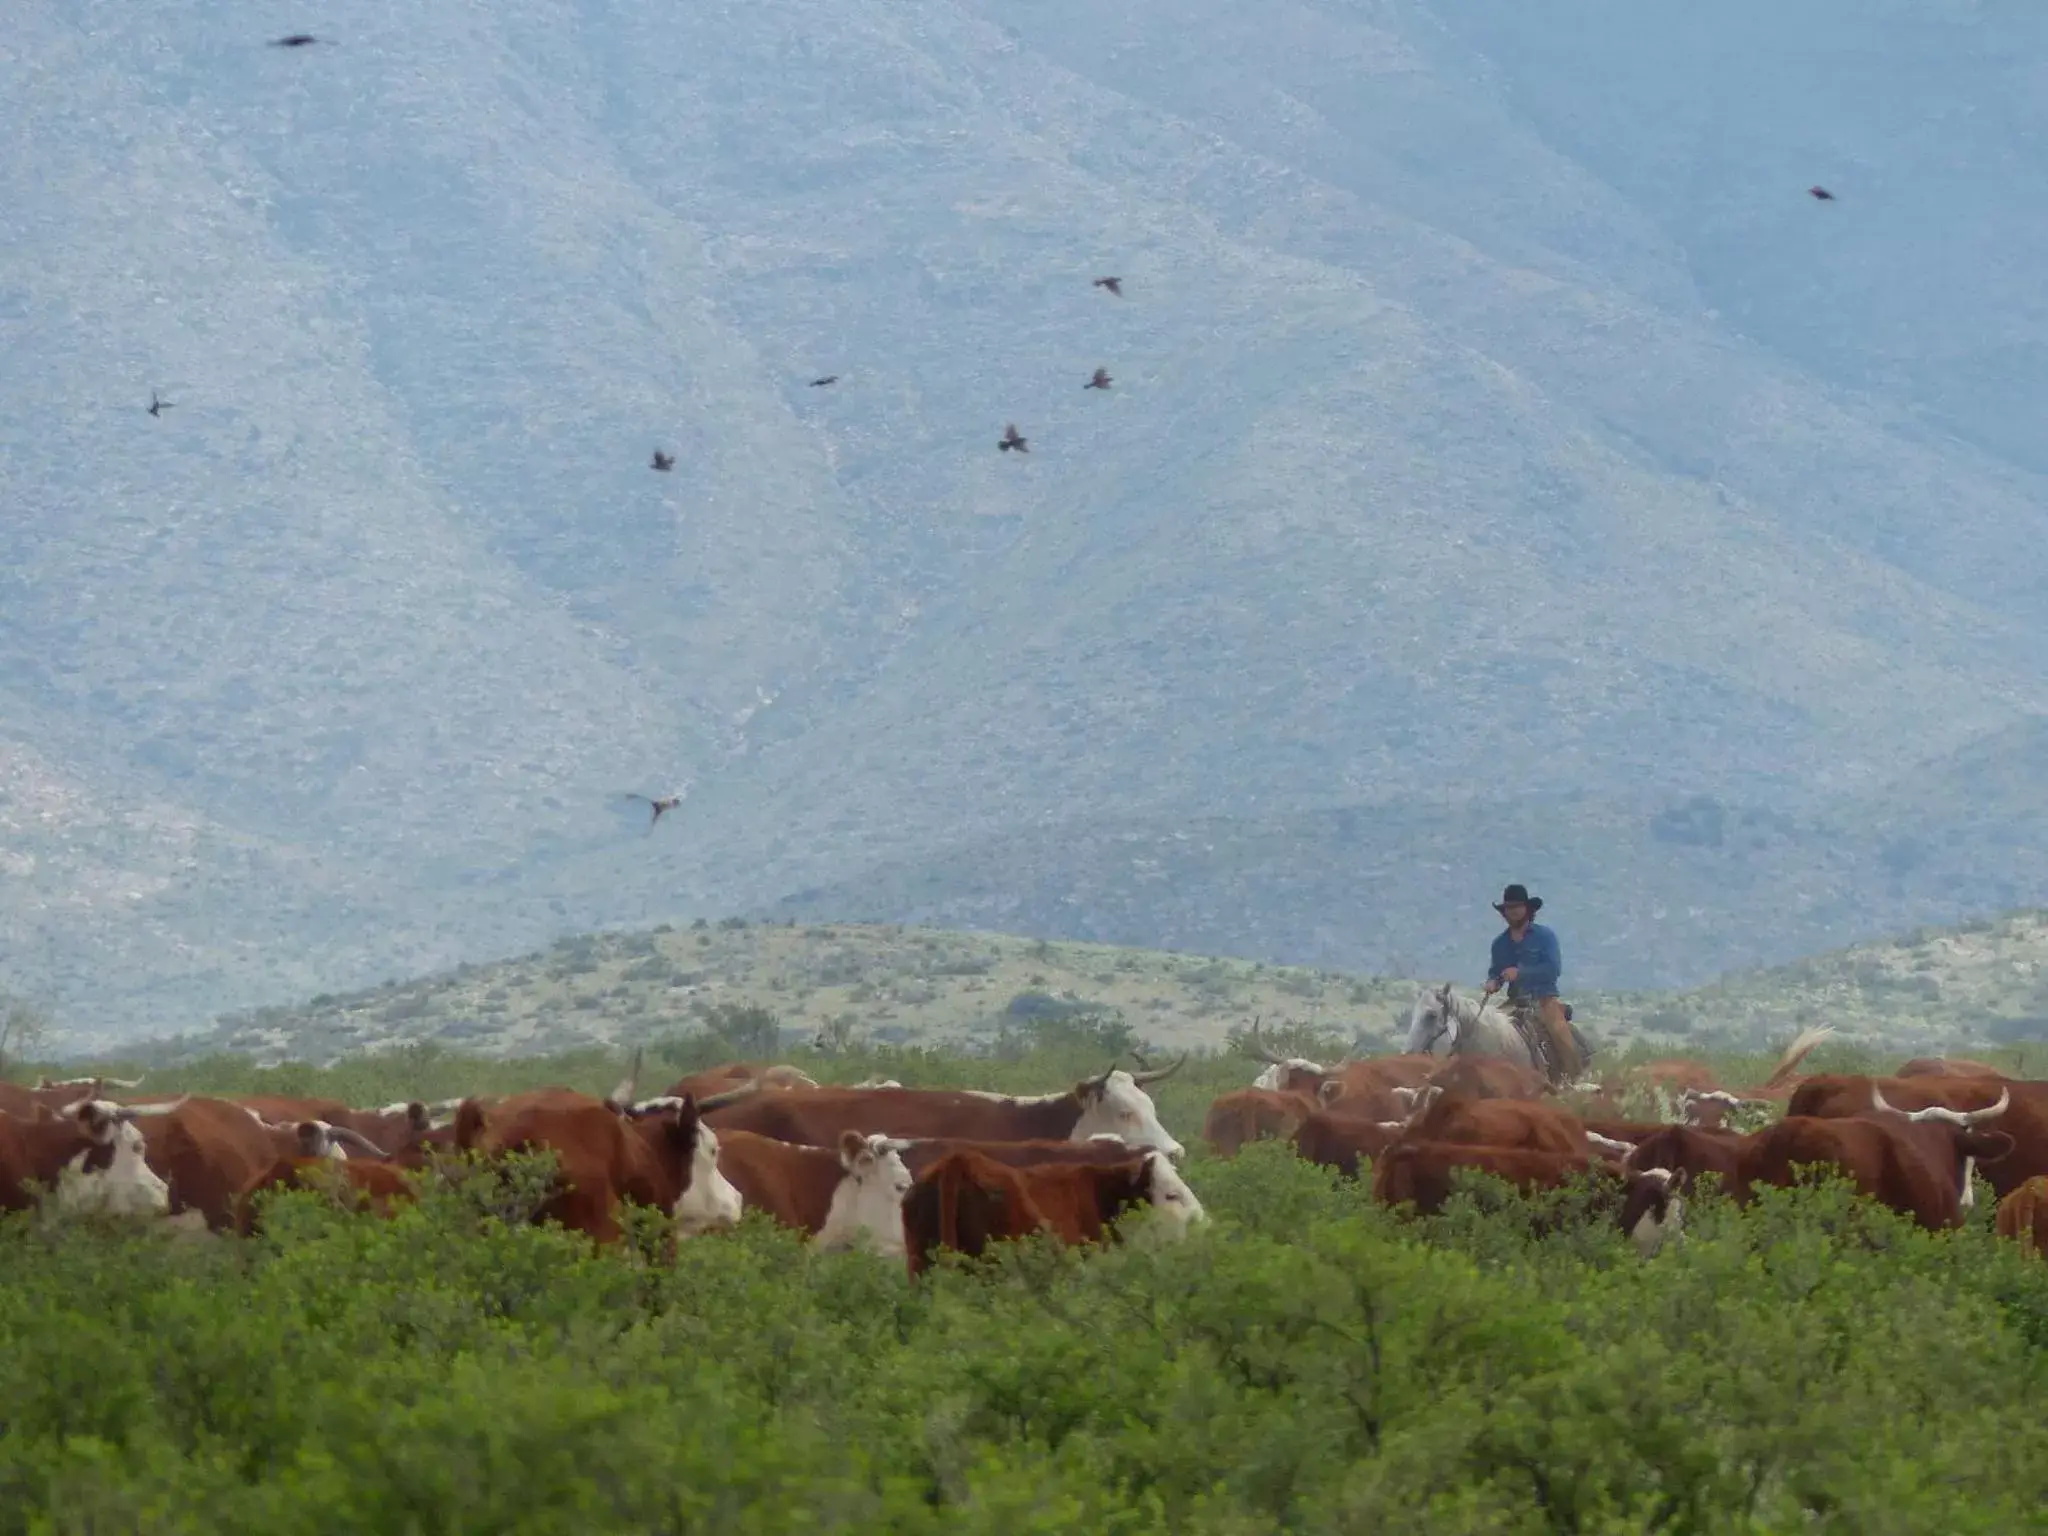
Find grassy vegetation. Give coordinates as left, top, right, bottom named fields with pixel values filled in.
left=124, top=909, right=2048, bottom=1071
left=5, top=1029, right=2048, bottom=1532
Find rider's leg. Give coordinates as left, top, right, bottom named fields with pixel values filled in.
left=1537, top=997, right=1582, bottom=1079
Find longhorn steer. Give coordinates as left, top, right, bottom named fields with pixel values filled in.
left=454, top=1085, right=744, bottom=1245
left=702, top=1061, right=1187, bottom=1158
left=1735, top=1089, right=2012, bottom=1230
left=1785, top=1074, right=2048, bottom=1198
left=714, top=1129, right=912, bottom=1254
left=0, top=1098, right=176, bottom=1216
left=902, top=1148, right=1156, bottom=1276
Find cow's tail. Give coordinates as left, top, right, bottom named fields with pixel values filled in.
left=1761, top=1026, right=1834, bottom=1090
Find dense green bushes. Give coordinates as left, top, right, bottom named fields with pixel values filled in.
left=6, top=1040, right=2047, bottom=1531
left=3, top=1139, right=2048, bottom=1531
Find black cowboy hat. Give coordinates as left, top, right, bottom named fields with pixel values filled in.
left=1493, top=883, right=1543, bottom=915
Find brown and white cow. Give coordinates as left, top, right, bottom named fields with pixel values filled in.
left=714, top=1129, right=912, bottom=1255
left=901, top=1148, right=1158, bottom=1276
left=1202, top=1088, right=1318, bottom=1157
left=0, top=1098, right=176, bottom=1216
left=1302, top=1056, right=1440, bottom=1121
left=1370, top=1140, right=1683, bottom=1256
left=894, top=1136, right=1205, bottom=1237
left=703, top=1061, right=1187, bottom=1159
left=133, top=1096, right=310, bottom=1230
left=454, top=1086, right=744, bottom=1245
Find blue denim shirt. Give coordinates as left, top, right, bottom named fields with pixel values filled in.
left=1489, top=923, right=1562, bottom=999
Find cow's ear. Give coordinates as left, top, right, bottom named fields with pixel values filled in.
left=838, top=1129, right=869, bottom=1167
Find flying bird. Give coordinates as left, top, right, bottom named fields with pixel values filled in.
left=1084, top=368, right=1112, bottom=390
left=809, top=375, right=839, bottom=388
left=270, top=33, right=323, bottom=47
left=998, top=423, right=1028, bottom=453
left=147, top=391, right=174, bottom=418
left=623, top=793, right=684, bottom=829
left=1092, top=276, right=1123, bottom=297
left=1808, top=185, right=1836, bottom=201
left=650, top=449, right=674, bottom=472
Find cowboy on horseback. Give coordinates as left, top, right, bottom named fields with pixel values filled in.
left=1483, top=883, right=1585, bottom=1084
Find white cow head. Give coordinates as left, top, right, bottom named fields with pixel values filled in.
left=1623, top=1167, right=1685, bottom=1257
left=1072, top=1063, right=1186, bottom=1159
left=817, top=1131, right=915, bottom=1256
left=56, top=1099, right=171, bottom=1217
left=1138, top=1151, right=1207, bottom=1236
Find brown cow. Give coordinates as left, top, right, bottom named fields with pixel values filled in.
left=1735, top=1098, right=2012, bottom=1231
left=713, top=1129, right=911, bottom=1254
left=702, top=1062, right=1187, bottom=1158
left=1370, top=1141, right=1683, bottom=1255
left=454, top=1087, right=744, bottom=1245
left=1397, top=1085, right=1590, bottom=1156
left=237, top=1122, right=420, bottom=1234
left=664, top=1061, right=820, bottom=1101
left=1995, top=1176, right=2048, bottom=1256
left=1305, top=1055, right=1440, bottom=1120
left=1202, top=1088, right=1317, bottom=1157
left=137, top=1096, right=305, bottom=1231
left=1619, top=1124, right=1748, bottom=1196
left=1785, top=1074, right=2048, bottom=1198
left=894, top=1136, right=1205, bottom=1236
left=902, top=1149, right=1155, bottom=1276
left=1290, top=1112, right=1405, bottom=1180
left=0, top=1098, right=175, bottom=1215
left=1409, top=1056, right=1549, bottom=1103
left=1896, top=1058, right=2007, bottom=1080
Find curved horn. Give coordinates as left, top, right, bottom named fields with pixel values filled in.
left=1870, top=1082, right=2011, bottom=1126
left=1129, top=1046, right=1155, bottom=1072
left=1130, top=1051, right=1187, bottom=1087
left=328, top=1126, right=390, bottom=1159
left=111, top=1095, right=187, bottom=1121
left=606, top=1046, right=645, bottom=1110
left=1244, top=1016, right=1288, bottom=1066
left=693, top=1081, right=761, bottom=1113
left=1078, top=1062, right=1117, bottom=1095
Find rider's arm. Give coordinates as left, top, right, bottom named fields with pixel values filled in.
left=1486, top=932, right=1510, bottom=983
left=1518, top=927, right=1561, bottom=995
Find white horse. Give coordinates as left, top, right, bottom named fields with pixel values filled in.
left=1401, top=982, right=1548, bottom=1074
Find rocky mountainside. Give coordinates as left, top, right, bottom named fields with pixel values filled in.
left=5, top=0, right=2047, bottom=1040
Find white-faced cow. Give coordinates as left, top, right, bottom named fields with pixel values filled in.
left=702, top=1060, right=1188, bottom=1159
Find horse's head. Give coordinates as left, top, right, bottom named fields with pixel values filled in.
left=1404, top=983, right=1458, bottom=1055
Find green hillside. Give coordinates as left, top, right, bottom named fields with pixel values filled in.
left=110, top=909, right=2048, bottom=1068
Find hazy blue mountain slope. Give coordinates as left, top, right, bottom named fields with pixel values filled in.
left=5, top=0, right=2047, bottom=1040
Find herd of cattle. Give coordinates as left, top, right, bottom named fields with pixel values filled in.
left=6, top=1026, right=2048, bottom=1270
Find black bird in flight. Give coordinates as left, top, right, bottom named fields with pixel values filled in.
left=1092, top=276, right=1123, bottom=297
left=650, top=449, right=675, bottom=472
left=271, top=34, right=324, bottom=47
left=624, top=793, right=683, bottom=829
left=147, top=391, right=174, bottom=418
left=1084, top=368, right=1112, bottom=390
left=998, top=423, right=1029, bottom=453
left=1808, top=185, right=1836, bottom=201
left=809, top=375, right=839, bottom=388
